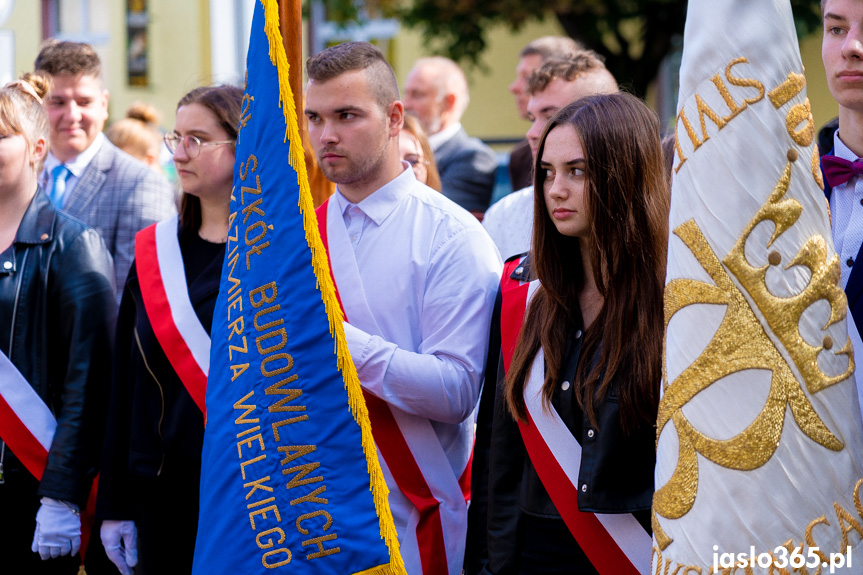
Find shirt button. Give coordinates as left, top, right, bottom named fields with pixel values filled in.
left=515, top=266, right=524, bottom=274
left=859, top=198, right=863, bottom=206
left=561, top=380, right=571, bottom=391
left=587, top=429, right=595, bottom=438
left=848, top=258, right=855, bottom=268
left=581, top=483, right=588, bottom=493
left=2, top=261, right=11, bottom=270
left=575, top=329, right=583, bottom=339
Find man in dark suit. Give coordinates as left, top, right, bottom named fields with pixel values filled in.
left=35, top=41, right=176, bottom=296
left=403, top=57, right=497, bottom=215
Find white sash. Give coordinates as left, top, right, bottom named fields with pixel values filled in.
left=0, top=348, right=56, bottom=478
left=135, top=216, right=210, bottom=414
left=155, top=216, right=210, bottom=376
left=522, top=281, right=652, bottom=574
left=325, top=198, right=468, bottom=574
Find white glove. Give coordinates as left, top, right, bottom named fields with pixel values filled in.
left=101, top=520, right=138, bottom=575
left=31, top=497, right=81, bottom=560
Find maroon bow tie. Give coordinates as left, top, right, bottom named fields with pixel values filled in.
left=822, top=154, right=863, bottom=188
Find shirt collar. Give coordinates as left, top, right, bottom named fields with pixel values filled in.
left=833, top=130, right=858, bottom=162
left=428, top=122, right=461, bottom=151
left=43, top=132, right=105, bottom=178
left=334, top=162, right=415, bottom=226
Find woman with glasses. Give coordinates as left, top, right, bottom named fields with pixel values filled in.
left=97, top=84, right=242, bottom=575
left=400, top=114, right=442, bottom=191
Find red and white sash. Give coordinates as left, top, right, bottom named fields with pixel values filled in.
left=135, top=216, right=209, bottom=415
left=0, top=348, right=56, bottom=480
left=317, top=199, right=469, bottom=575
left=0, top=348, right=99, bottom=561
left=500, top=259, right=652, bottom=575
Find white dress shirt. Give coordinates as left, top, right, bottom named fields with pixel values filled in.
left=336, top=166, right=501, bottom=423
left=829, top=131, right=863, bottom=289
left=482, top=185, right=533, bottom=261
left=41, top=133, right=106, bottom=206
left=329, top=165, right=501, bottom=573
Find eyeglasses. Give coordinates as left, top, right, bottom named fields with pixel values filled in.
left=404, top=155, right=429, bottom=168
left=164, top=132, right=234, bottom=158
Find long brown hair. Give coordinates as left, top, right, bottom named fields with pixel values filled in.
left=176, top=85, right=243, bottom=230
left=506, top=92, right=669, bottom=432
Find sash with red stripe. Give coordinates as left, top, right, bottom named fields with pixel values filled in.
left=499, top=259, right=651, bottom=574
left=135, top=216, right=209, bottom=415
left=0, top=348, right=99, bottom=561
left=316, top=200, right=469, bottom=575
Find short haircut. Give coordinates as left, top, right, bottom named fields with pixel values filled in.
left=411, top=56, right=470, bottom=118
left=34, top=40, right=102, bottom=78
left=526, top=52, right=607, bottom=96
left=306, top=42, right=400, bottom=111
left=520, top=36, right=584, bottom=61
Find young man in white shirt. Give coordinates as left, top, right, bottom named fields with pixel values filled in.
left=304, top=42, right=501, bottom=575
left=820, top=0, right=863, bottom=412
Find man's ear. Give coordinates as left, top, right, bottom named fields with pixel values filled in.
left=388, top=101, right=404, bottom=138
left=99, top=88, right=110, bottom=128
left=442, top=92, right=456, bottom=113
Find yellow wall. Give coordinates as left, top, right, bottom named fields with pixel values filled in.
left=392, top=18, right=568, bottom=149
left=107, top=0, right=211, bottom=130
left=4, top=1, right=212, bottom=132
left=801, top=29, right=837, bottom=132
left=6, top=1, right=41, bottom=79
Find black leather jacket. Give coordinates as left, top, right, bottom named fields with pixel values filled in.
left=0, top=188, right=116, bottom=506
left=468, top=258, right=655, bottom=575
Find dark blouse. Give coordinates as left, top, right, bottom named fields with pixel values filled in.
left=96, top=222, right=225, bottom=574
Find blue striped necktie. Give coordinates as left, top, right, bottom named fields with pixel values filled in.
left=49, top=165, right=70, bottom=207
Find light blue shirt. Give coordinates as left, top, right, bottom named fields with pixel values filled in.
left=41, top=132, right=105, bottom=204
left=829, top=131, right=863, bottom=289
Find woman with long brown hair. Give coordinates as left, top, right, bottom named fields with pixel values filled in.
left=481, top=92, right=669, bottom=574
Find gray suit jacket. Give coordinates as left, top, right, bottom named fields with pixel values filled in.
left=434, top=127, right=497, bottom=213
left=59, top=140, right=177, bottom=297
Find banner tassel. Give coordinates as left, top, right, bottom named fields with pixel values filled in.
left=259, top=1, right=405, bottom=572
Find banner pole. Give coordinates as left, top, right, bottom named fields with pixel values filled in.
left=278, top=0, right=303, bottom=145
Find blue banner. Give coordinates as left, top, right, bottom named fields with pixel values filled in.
left=192, top=1, right=403, bottom=573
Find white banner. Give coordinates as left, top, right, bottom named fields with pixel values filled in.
left=655, top=1, right=863, bottom=572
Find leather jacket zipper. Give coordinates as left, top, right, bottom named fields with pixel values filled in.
left=133, top=327, right=166, bottom=476
left=1, top=249, right=29, bottom=483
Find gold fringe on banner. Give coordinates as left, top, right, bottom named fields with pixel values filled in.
left=259, top=1, right=406, bottom=573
